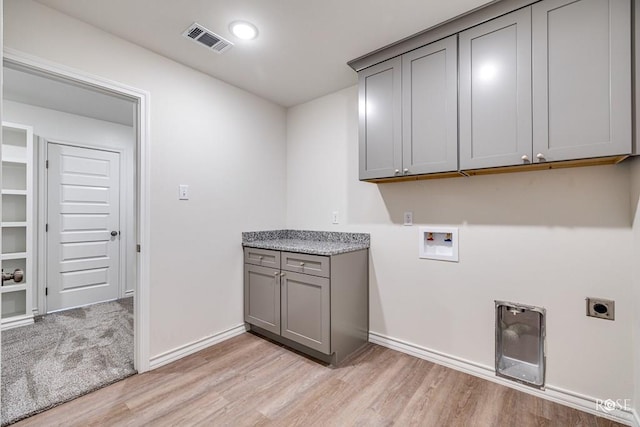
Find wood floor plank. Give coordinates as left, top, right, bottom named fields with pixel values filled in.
left=12, top=333, right=627, bottom=427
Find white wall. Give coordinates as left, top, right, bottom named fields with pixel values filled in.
left=632, top=2, right=640, bottom=420
left=3, top=0, right=287, bottom=357
left=3, top=99, right=136, bottom=312
left=286, top=85, right=634, bottom=402
left=631, top=157, right=640, bottom=420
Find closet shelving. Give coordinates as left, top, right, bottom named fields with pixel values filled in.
left=1, top=121, right=34, bottom=330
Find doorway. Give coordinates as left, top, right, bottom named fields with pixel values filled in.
left=2, top=50, right=150, bottom=371
left=1, top=49, right=151, bottom=423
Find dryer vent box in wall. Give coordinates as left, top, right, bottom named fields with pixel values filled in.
left=495, top=301, right=546, bottom=389
left=419, top=227, right=458, bottom=262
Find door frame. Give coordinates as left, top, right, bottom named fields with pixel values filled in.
left=3, top=48, right=151, bottom=373
left=39, top=141, right=129, bottom=313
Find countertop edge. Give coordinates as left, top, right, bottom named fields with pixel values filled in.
left=242, top=241, right=370, bottom=256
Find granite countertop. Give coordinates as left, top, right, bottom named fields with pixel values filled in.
left=242, top=230, right=370, bottom=256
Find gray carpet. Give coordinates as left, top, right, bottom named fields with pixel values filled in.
left=1, top=298, right=136, bottom=426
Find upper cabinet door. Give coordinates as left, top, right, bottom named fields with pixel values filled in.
left=358, top=57, right=402, bottom=180
left=402, top=35, right=458, bottom=175
left=532, top=0, right=631, bottom=162
left=459, top=8, right=532, bottom=170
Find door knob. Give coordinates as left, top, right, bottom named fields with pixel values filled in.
left=521, top=154, right=529, bottom=161
left=2, top=269, right=24, bottom=284
left=111, top=231, right=119, bottom=237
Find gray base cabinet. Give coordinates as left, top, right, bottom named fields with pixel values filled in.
left=281, top=271, right=330, bottom=354
left=244, top=264, right=280, bottom=335
left=243, top=247, right=369, bottom=365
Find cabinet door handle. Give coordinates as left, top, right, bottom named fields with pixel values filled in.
left=521, top=154, right=529, bottom=161
left=300, top=262, right=305, bottom=267
left=259, top=256, right=263, bottom=260
left=403, top=168, right=409, bottom=174
left=394, top=169, right=400, bottom=175
left=280, top=272, right=286, bottom=277
left=536, top=153, right=545, bottom=160
left=274, top=272, right=279, bottom=276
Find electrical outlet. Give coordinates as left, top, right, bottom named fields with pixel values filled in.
left=586, top=297, right=615, bottom=320
left=332, top=211, right=339, bottom=224
left=179, top=184, right=189, bottom=200
left=403, top=211, right=413, bottom=226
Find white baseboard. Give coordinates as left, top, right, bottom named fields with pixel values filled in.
left=1, top=314, right=34, bottom=331
left=369, top=331, right=634, bottom=426
left=149, top=324, right=247, bottom=370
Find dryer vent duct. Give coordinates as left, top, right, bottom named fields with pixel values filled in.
left=182, top=23, right=233, bottom=54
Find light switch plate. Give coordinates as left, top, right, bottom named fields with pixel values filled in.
left=179, top=184, right=189, bottom=200
left=403, top=211, right=413, bottom=226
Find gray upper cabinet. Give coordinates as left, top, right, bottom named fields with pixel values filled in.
left=532, top=0, right=631, bottom=162
left=402, top=35, right=458, bottom=175
left=459, top=8, right=532, bottom=170
left=355, top=0, right=633, bottom=179
left=358, top=57, right=402, bottom=180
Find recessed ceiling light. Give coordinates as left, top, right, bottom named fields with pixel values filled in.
left=229, top=21, right=258, bottom=40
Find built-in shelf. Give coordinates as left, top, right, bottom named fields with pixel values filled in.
left=1, top=158, right=27, bottom=165
left=1, top=121, right=34, bottom=330
left=2, top=189, right=27, bottom=196
left=1, top=222, right=27, bottom=228
left=1, top=252, right=27, bottom=261
left=1, top=283, right=28, bottom=294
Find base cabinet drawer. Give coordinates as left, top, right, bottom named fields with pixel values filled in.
left=281, top=271, right=330, bottom=354
left=244, top=248, right=280, bottom=268
left=281, top=252, right=330, bottom=278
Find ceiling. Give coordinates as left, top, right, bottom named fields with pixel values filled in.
left=35, top=0, right=493, bottom=107
left=3, top=65, right=135, bottom=126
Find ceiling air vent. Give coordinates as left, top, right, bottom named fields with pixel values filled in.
left=182, top=22, right=233, bottom=54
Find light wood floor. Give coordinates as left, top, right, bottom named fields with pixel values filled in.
left=14, top=332, right=624, bottom=426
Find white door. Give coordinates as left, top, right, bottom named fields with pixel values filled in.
left=47, top=143, right=120, bottom=312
